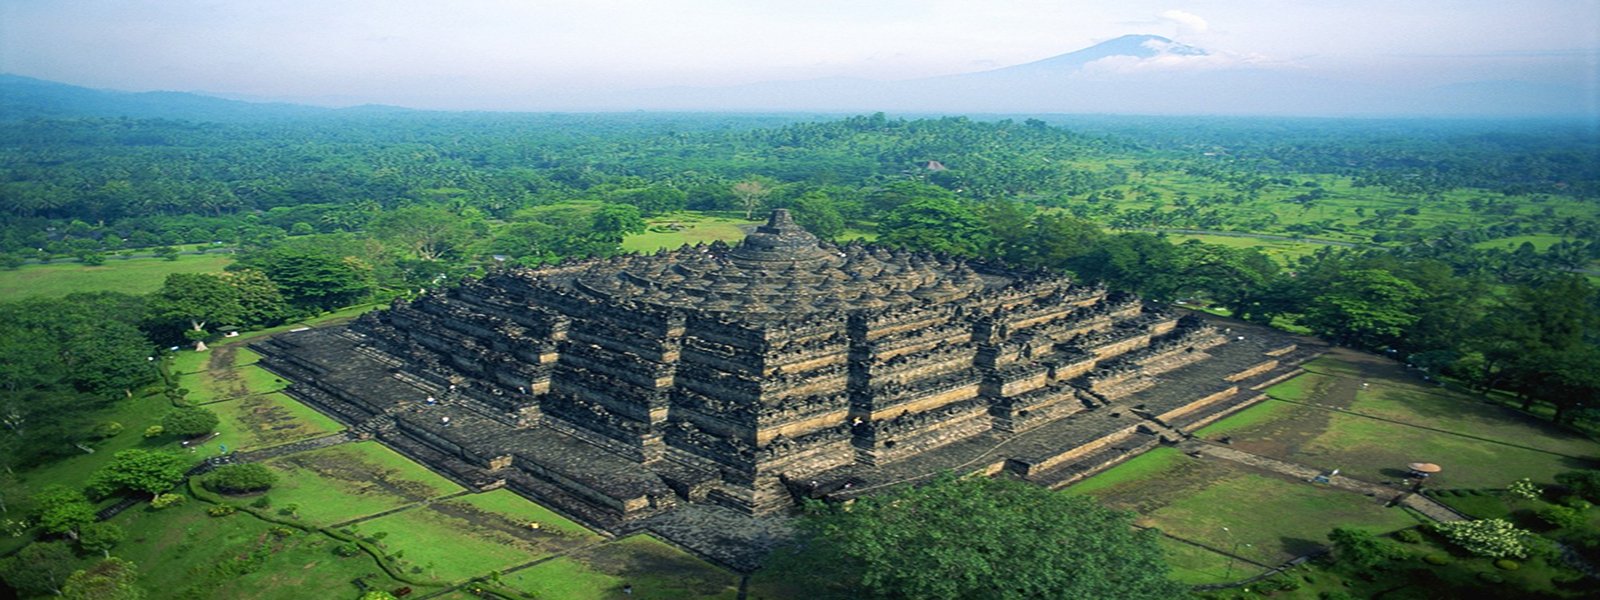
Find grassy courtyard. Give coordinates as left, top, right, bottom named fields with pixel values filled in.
left=348, top=489, right=603, bottom=582
left=259, top=442, right=465, bottom=526
left=1064, top=348, right=1600, bottom=589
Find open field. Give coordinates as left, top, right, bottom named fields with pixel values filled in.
left=1167, top=233, right=1327, bottom=265
left=1063, top=347, right=1600, bottom=591
left=1209, top=351, right=1600, bottom=488
left=205, top=392, right=344, bottom=452
left=0, top=253, right=232, bottom=299
left=186, top=363, right=289, bottom=404
left=348, top=489, right=603, bottom=582
left=260, top=442, right=465, bottom=526
left=622, top=214, right=760, bottom=253
left=1111, top=169, right=1600, bottom=247
left=1070, top=449, right=1416, bottom=569
left=98, top=498, right=420, bottom=600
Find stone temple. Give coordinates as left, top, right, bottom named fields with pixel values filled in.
left=255, top=209, right=1320, bottom=567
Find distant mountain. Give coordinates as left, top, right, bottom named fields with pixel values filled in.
left=597, top=35, right=1593, bottom=117
left=0, top=74, right=415, bottom=121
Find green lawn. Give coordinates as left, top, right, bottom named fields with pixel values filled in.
left=1191, top=400, right=1296, bottom=439
left=1166, top=233, right=1326, bottom=265
left=1296, top=410, right=1588, bottom=489
left=172, top=345, right=263, bottom=375
left=345, top=489, right=605, bottom=582
left=103, top=493, right=420, bottom=600
left=622, top=215, right=759, bottom=253
left=10, top=390, right=181, bottom=494
left=1229, top=352, right=1600, bottom=487
left=1064, top=447, right=1189, bottom=496
left=1140, top=472, right=1420, bottom=564
left=260, top=442, right=465, bottom=526
left=204, top=392, right=344, bottom=453
left=184, top=364, right=289, bottom=404
left=1158, top=537, right=1244, bottom=585
left=505, top=534, right=740, bottom=600
left=1471, top=234, right=1575, bottom=251
left=0, top=253, right=232, bottom=300
left=1345, top=381, right=1600, bottom=459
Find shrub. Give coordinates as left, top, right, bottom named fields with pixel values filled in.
left=151, top=493, right=187, bottom=509
left=1507, top=478, right=1541, bottom=500
left=269, top=526, right=295, bottom=538
left=1537, top=505, right=1587, bottom=530
left=1394, top=529, right=1424, bottom=544
left=1560, top=496, right=1593, bottom=511
left=250, top=496, right=272, bottom=508
left=1432, top=519, right=1529, bottom=559
left=278, top=503, right=299, bottom=516
left=90, top=421, right=124, bottom=440
left=334, top=542, right=361, bottom=557
left=143, top=425, right=165, bottom=438
left=161, top=407, right=220, bottom=438
left=207, top=505, right=237, bottom=517
left=1423, top=554, right=1451, bottom=565
left=204, top=463, right=278, bottom=494
left=1555, top=470, right=1600, bottom=501
left=1495, top=559, right=1521, bottom=571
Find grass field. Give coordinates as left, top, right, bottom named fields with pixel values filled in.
left=260, top=442, right=465, bottom=526
left=1215, top=351, right=1600, bottom=488
left=205, top=392, right=344, bottom=452
left=99, top=498, right=419, bottom=600
left=504, top=534, right=740, bottom=600
left=349, top=489, right=603, bottom=582
left=185, top=364, right=289, bottom=404
left=622, top=214, right=761, bottom=252
left=0, top=253, right=232, bottom=299
left=1167, top=233, right=1327, bottom=264
left=1063, top=347, right=1600, bottom=592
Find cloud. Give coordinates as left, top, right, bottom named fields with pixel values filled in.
left=1078, top=44, right=1278, bottom=77
left=1158, top=9, right=1209, bottom=34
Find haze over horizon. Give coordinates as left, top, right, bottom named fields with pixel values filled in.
left=3, top=0, right=1598, bottom=115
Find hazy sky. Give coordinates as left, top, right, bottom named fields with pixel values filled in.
left=3, top=0, right=1597, bottom=109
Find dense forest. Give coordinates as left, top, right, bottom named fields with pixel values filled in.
left=1, top=110, right=1598, bottom=470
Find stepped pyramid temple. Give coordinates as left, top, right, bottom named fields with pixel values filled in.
left=256, top=209, right=1319, bottom=566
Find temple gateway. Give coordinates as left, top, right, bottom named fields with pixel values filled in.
left=255, top=209, right=1319, bottom=565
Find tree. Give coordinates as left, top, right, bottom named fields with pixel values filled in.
left=238, top=246, right=374, bottom=311
left=148, top=273, right=242, bottom=351
left=789, top=193, right=847, bottom=239
left=1432, top=519, right=1529, bottom=559
left=591, top=203, right=646, bottom=238
left=34, top=484, right=97, bottom=539
left=732, top=179, right=772, bottom=220
left=205, top=463, right=278, bottom=494
left=63, top=557, right=145, bottom=600
left=770, top=475, right=1183, bottom=599
left=0, top=541, right=75, bottom=596
left=1556, top=470, right=1600, bottom=501
left=1327, top=527, right=1404, bottom=571
left=1302, top=268, right=1425, bottom=348
left=86, top=449, right=190, bottom=499
left=223, top=268, right=289, bottom=327
left=877, top=197, right=995, bottom=258
left=78, top=522, right=126, bottom=558
left=161, top=407, right=219, bottom=438
left=370, top=205, right=476, bottom=261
